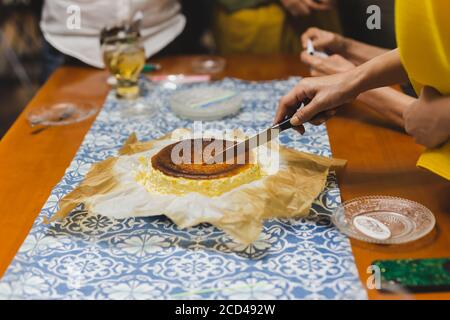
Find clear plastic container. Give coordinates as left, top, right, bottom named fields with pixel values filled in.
left=170, top=87, right=242, bottom=121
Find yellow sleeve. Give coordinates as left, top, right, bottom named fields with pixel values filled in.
left=417, top=141, right=450, bottom=181
left=396, top=1, right=450, bottom=181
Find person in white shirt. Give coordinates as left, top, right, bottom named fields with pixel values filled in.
left=40, top=0, right=185, bottom=80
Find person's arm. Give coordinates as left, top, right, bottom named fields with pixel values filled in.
left=274, top=49, right=410, bottom=130
left=300, top=51, right=415, bottom=127
left=355, top=49, right=410, bottom=92
left=358, top=87, right=416, bottom=127
left=300, top=28, right=389, bottom=65
left=341, top=38, right=389, bottom=65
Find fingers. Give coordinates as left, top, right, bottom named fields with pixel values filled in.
left=290, top=98, right=324, bottom=126
left=310, top=68, right=325, bottom=77
left=301, top=51, right=331, bottom=76
left=301, top=50, right=324, bottom=68
left=301, top=27, right=321, bottom=49
left=291, top=1, right=311, bottom=16
left=302, top=51, right=356, bottom=76
left=303, top=0, right=333, bottom=10
left=293, top=124, right=306, bottom=135
left=282, top=0, right=311, bottom=16
left=312, top=37, right=333, bottom=51
left=409, top=128, right=442, bottom=149
left=314, top=0, right=335, bottom=7
left=421, top=86, right=441, bottom=100
left=292, top=109, right=336, bottom=136
left=301, top=28, right=334, bottom=52
left=274, top=84, right=309, bottom=124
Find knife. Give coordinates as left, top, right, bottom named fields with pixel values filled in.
left=211, top=101, right=308, bottom=164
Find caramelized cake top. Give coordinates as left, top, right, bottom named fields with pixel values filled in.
left=151, top=139, right=253, bottom=180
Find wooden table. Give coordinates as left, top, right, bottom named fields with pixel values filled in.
left=0, top=54, right=449, bottom=300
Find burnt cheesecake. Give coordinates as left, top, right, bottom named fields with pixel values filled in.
left=137, top=139, right=262, bottom=197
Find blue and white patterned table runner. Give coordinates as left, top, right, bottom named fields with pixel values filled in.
left=0, top=78, right=366, bottom=299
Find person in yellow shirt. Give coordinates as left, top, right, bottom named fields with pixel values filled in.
left=274, top=0, right=450, bottom=181
left=213, top=0, right=341, bottom=54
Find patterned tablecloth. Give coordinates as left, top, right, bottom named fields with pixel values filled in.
left=0, top=78, right=366, bottom=300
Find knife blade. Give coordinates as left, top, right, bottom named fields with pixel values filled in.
left=211, top=101, right=307, bottom=164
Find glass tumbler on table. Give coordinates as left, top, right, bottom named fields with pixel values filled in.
left=102, top=32, right=146, bottom=100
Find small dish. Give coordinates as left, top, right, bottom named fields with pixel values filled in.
left=27, top=102, right=99, bottom=127
left=332, top=196, right=435, bottom=244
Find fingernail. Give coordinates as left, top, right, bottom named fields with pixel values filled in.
left=290, top=115, right=301, bottom=126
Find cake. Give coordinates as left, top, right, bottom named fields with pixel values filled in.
left=137, top=139, right=262, bottom=197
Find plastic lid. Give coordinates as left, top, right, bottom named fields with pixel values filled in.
left=170, top=87, right=241, bottom=121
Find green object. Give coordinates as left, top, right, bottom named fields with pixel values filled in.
left=143, top=63, right=161, bottom=73
left=374, top=257, right=450, bottom=293
left=217, top=0, right=273, bottom=12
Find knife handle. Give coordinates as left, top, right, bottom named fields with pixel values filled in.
left=275, top=98, right=311, bottom=132
left=277, top=118, right=294, bottom=132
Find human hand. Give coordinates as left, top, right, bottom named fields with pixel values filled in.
left=301, top=27, right=346, bottom=54
left=403, top=86, right=450, bottom=148
left=300, top=51, right=356, bottom=76
left=274, top=71, right=360, bottom=133
left=280, top=0, right=334, bottom=17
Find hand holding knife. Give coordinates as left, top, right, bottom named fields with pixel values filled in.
left=212, top=100, right=312, bottom=163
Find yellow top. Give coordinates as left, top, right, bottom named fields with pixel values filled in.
left=396, top=0, right=450, bottom=180
left=212, top=3, right=341, bottom=54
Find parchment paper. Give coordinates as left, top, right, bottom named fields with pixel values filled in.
left=50, top=129, right=346, bottom=244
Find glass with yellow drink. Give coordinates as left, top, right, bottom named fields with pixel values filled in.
left=102, top=32, right=145, bottom=99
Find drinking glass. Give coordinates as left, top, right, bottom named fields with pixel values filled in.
left=102, top=32, right=145, bottom=99
left=101, top=31, right=157, bottom=117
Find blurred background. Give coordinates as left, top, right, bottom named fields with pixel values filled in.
left=0, top=0, right=395, bottom=138
left=0, top=0, right=42, bottom=137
